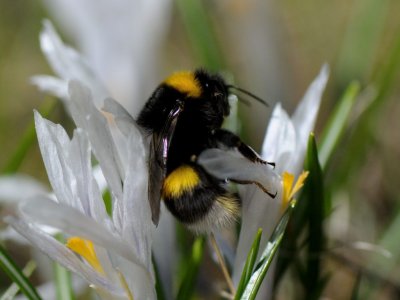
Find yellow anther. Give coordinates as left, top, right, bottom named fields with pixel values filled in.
left=117, top=270, right=134, bottom=300
left=291, top=171, right=309, bottom=199
left=66, top=237, right=104, bottom=274
left=281, top=171, right=309, bottom=210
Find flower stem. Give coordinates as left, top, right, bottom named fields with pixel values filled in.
left=210, top=233, right=236, bottom=296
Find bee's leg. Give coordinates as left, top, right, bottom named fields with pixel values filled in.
left=229, top=178, right=277, bottom=198
left=213, top=129, right=275, bottom=167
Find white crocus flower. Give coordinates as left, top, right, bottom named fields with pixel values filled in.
left=31, top=21, right=177, bottom=299
left=0, top=175, right=49, bottom=243
left=6, top=81, right=156, bottom=300
left=234, top=65, right=329, bottom=298
left=36, top=0, right=172, bottom=114
left=31, top=21, right=109, bottom=108
left=198, top=64, right=328, bottom=298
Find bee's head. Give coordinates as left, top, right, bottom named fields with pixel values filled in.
left=194, top=69, right=230, bottom=117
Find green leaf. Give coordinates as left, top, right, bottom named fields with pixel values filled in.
left=102, top=189, right=112, bottom=216
left=319, top=81, right=360, bottom=169
left=0, top=245, right=42, bottom=300
left=234, top=228, right=263, bottom=300
left=175, top=0, right=224, bottom=70
left=153, top=256, right=167, bottom=300
left=54, top=234, right=75, bottom=300
left=275, top=134, right=328, bottom=296
left=303, top=134, right=327, bottom=299
left=240, top=200, right=297, bottom=300
left=351, top=272, right=362, bottom=300
left=358, top=204, right=400, bottom=298
left=335, top=0, right=390, bottom=86
left=0, top=260, right=37, bottom=300
left=176, top=236, right=205, bottom=300
left=3, top=98, right=56, bottom=174
left=332, top=34, right=400, bottom=189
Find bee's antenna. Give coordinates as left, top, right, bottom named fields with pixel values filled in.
left=227, top=85, right=269, bottom=107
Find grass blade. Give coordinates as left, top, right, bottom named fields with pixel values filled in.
left=351, top=272, right=362, bottom=300
left=240, top=200, right=296, bottom=300
left=3, top=98, right=56, bottom=174
left=175, top=0, right=224, bottom=70
left=234, top=228, right=263, bottom=300
left=176, top=236, right=205, bottom=300
left=303, top=134, right=327, bottom=299
left=0, top=245, right=42, bottom=300
left=153, top=256, right=167, bottom=300
left=319, top=81, right=360, bottom=169
left=274, top=134, right=328, bottom=295
left=54, top=263, right=74, bottom=300
left=336, top=0, right=390, bottom=85
left=54, top=234, right=75, bottom=300
left=0, top=260, right=37, bottom=300
left=332, top=34, right=400, bottom=189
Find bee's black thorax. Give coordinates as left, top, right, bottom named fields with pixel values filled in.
left=136, top=85, right=183, bottom=133
left=137, top=70, right=230, bottom=173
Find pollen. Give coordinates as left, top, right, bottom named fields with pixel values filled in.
left=163, top=165, right=200, bottom=198
left=66, top=237, right=104, bottom=274
left=163, top=71, right=202, bottom=98
left=281, top=171, right=309, bottom=210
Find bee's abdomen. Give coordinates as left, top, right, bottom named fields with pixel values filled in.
left=162, top=164, right=241, bottom=233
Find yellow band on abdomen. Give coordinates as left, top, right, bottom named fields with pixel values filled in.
left=163, top=165, right=200, bottom=199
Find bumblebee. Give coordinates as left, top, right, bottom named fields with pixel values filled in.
left=137, top=69, right=275, bottom=232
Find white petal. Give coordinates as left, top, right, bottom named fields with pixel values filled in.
left=34, top=111, right=80, bottom=209
left=112, top=255, right=157, bottom=300
left=19, top=196, right=147, bottom=271
left=292, top=64, right=329, bottom=129
left=68, top=80, right=123, bottom=200
left=35, top=112, right=109, bottom=223
left=233, top=189, right=282, bottom=285
left=152, top=206, right=177, bottom=300
left=198, top=149, right=280, bottom=196
left=39, top=20, right=108, bottom=105
left=102, top=97, right=146, bottom=175
left=69, top=129, right=110, bottom=223
left=93, top=165, right=108, bottom=192
left=0, top=175, right=47, bottom=205
left=6, top=216, right=123, bottom=296
left=290, top=64, right=329, bottom=174
left=261, top=103, right=296, bottom=173
left=120, top=132, right=154, bottom=271
left=31, top=75, right=68, bottom=99
left=102, top=97, right=139, bottom=138
left=41, top=0, right=172, bottom=114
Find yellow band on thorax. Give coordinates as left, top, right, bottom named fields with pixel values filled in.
left=163, top=71, right=202, bottom=98
left=163, top=165, right=200, bottom=198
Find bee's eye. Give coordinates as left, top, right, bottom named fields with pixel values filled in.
left=204, top=83, right=209, bottom=89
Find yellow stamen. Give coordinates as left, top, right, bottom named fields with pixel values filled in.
left=282, top=172, right=294, bottom=208
left=66, top=237, right=104, bottom=274
left=290, top=171, right=309, bottom=199
left=117, top=269, right=134, bottom=300
left=281, top=171, right=309, bottom=210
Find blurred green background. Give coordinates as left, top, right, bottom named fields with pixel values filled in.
left=1, top=0, right=400, bottom=299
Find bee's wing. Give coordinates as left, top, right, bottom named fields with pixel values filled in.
left=148, top=101, right=184, bottom=225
